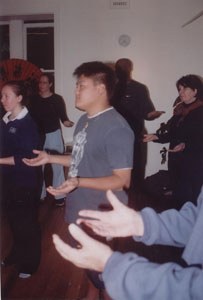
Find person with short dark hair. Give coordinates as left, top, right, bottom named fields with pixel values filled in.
left=143, top=74, right=203, bottom=205
left=0, top=80, right=41, bottom=278
left=29, top=73, right=74, bottom=206
left=23, top=61, right=134, bottom=299
left=176, top=74, right=203, bottom=99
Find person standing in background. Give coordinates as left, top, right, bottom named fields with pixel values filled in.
left=29, top=73, right=74, bottom=206
left=112, top=58, right=164, bottom=191
left=143, top=74, right=203, bottom=206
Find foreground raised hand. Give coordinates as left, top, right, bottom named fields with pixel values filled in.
left=22, top=150, right=50, bottom=166
left=77, top=190, right=144, bottom=238
left=53, top=224, right=113, bottom=272
left=47, top=177, right=79, bottom=196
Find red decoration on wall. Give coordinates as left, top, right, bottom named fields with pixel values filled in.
left=0, top=58, right=42, bottom=91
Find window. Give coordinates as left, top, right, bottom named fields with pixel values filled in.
left=0, top=23, right=10, bottom=62
left=24, top=22, right=54, bottom=73
left=0, top=16, right=55, bottom=90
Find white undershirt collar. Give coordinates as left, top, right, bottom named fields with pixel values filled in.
left=3, top=107, right=28, bottom=124
left=87, top=106, right=113, bottom=119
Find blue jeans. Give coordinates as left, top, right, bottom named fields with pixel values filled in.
left=41, top=129, right=66, bottom=200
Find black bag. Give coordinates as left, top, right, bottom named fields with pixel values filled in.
left=144, top=170, right=172, bottom=198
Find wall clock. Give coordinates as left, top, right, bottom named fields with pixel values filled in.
left=118, top=34, right=131, bottom=47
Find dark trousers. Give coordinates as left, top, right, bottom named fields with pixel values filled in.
left=173, top=155, right=203, bottom=206
left=131, top=139, right=147, bottom=191
left=3, top=185, right=41, bottom=274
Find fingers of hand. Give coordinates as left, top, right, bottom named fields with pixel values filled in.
left=22, top=158, right=36, bottom=165
left=53, top=234, right=73, bottom=260
left=76, top=219, right=104, bottom=234
left=106, top=189, right=123, bottom=210
left=78, top=190, right=123, bottom=223
left=33, top=149, right=40, bottom=154
left=169, top=146, right=180, bottom=152
left=22, top=158, right=29, bottom=164
left=47, top=186, right=64, bottom=196
left=85, top=221, right=111, bottom=236
left=78, top=208, right=103, bottom=220
left=47, top=180, right=75, bottom=195
left=69, top=224, right=92, bottom=247
left=47, top=186, right=56, bottom=195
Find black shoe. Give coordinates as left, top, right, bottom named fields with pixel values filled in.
left=55, top=198, right=65, bottom=207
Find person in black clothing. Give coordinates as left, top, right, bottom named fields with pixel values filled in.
left=143, top=74, right=203, bottom=206
left=0, top=81, right=41, bottom=278
left=29, top=73, right=74, bottom=206
left=112, top=58, right=164, bottom=190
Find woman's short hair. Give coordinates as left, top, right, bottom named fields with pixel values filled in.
left=176, top=75, right=203, bottom=101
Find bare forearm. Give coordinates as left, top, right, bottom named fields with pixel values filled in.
left=78, top=175, right=129, bottom=191
left=0, top=156, right=15, bottom=165
left=146, top=110, right=165, bottom=120
left=47, top=169, right=131, bottom=197
left=49, top=154, right=71, bottom=167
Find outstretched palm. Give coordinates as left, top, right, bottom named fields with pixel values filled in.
left=77, top=190, right=143, bottom=238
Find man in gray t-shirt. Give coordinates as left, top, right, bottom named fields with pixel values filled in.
left=67, top=106, right=134, bottom=224
left=23, top=61, right=134, bottom=300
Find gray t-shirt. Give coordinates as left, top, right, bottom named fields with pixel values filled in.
left=65, top=107, right=134, bottom=223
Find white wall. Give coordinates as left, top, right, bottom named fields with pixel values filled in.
left=1, top=0, right=203, bottom=176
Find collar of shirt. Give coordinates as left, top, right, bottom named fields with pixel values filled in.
left=3, top=107, right=28, bottom=124
left=87, top=107, right=113, bottom=119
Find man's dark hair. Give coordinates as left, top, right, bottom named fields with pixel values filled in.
left=176, top=74, right=203, bottom=101
left=73, top=61, right=116, bottom=100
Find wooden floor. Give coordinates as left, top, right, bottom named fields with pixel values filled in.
left=1, top=195, right=89, bottom=300
left=1, top=188, right=183, bottom=300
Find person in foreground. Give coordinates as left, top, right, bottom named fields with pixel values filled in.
left=53, top=188, right=203, bottom=300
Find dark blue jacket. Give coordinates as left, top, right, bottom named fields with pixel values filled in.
left=0, top=111, right=39, bottom=188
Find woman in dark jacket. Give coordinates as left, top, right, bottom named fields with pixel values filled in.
left=143, top=74, right=203, bottom=205
left=0, top=81, right=41, bottom=278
